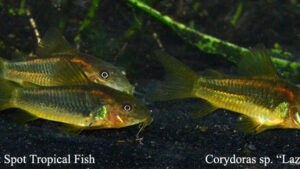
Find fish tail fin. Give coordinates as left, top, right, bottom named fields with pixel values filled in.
left=0, top=57, right=8, bottom=78
left=147, top=51, right=199, bottom=102
left=0, top=80, right=17, bottom=111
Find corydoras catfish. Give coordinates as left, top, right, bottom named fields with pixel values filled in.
left=0, top=28, right=134, bottom=94
left=0, top=60, right=151, bottom=135
left=149, top=49, right=300, bottom=133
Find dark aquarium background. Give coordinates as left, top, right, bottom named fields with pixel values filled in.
left=0, top=0, right=299, bottom=168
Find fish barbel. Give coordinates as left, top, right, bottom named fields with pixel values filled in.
left=0, top=62, right=151, bottom=133
left=149, top=48, right=300, bottom=133
left=0, top=28, right=134, bottom=94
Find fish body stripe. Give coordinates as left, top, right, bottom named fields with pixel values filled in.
left=3, top=58, right=61, bottom=86
left=14, top=86, right=107, bottom=126
left=195, top=78, right=290, bottom=124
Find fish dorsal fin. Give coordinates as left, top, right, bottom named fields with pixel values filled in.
left=36, top=28, right=76, bottom=58
left=238, top=46, right=279, bottom=80
left=10, top=49, right=35, bottom=61
left=191, top=101, right=218, bottom=119
left=202, top=69, right=225, bottom=78
left=51, top=58, right=90, bottom=86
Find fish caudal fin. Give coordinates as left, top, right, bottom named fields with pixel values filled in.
left=147, top=50, right=199, bottom=102
left=0, top=57, right=8, bottom=78
left=0, top=80, right=17, bottom=111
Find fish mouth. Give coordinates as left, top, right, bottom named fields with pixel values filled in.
left=128, top=86, right=135, bottom=95
left=121, top=83, right=135, bottom=95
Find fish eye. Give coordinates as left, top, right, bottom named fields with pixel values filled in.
left=123, top=104, right=132, bottom=112
left=100, top=70, right=110, bottom=80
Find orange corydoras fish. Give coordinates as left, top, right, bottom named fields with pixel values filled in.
left=0, top=62, right=151, bottom=134
left=0, top=29, right=134, bottom=94
left=149, top=49, right=300, bottom=133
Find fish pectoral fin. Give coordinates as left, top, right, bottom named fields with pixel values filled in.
left=36, top=28, right=76, bottom=58
left=237, top=116, right=271, bottom=134
left=191, top=101, right=218, bottom=119
left=51, top=58, right=90, bottom=86
left=255, top=123, right=281, bottom=134
left=13, top=111, right=39, bottom=125
left=237, top=116, right=260, bottom=133
left=255, top=125, right=271, bottom=134
left=146, top=50, right=198, bottom=102
left=237, top=45, right=279, bottom=80
left=60, top=125, right=85, bottom=135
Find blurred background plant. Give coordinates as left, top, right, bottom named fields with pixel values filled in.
left=0, top=0, right=299, bottom=84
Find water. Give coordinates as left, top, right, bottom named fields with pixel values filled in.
left=0, top=0, right=299, bottom=168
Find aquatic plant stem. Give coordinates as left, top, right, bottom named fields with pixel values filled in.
left=127, top=0, right=300, bottom=75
